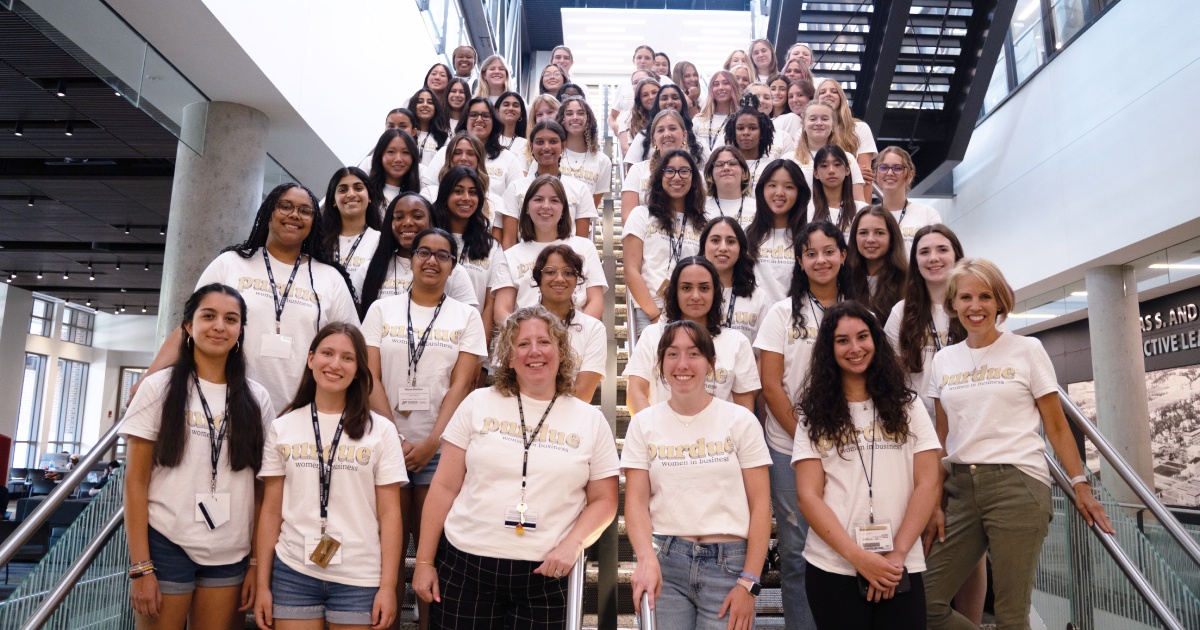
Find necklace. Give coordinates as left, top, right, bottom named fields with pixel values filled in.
left=968, top=334, right=999, bottom=371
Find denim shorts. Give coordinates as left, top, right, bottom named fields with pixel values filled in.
left=270, top=556, right=378, bottom=624
left=650, top=535, right=750, bottom=630
left=147, top=526, right=247, bottom=595
left=408, top=452, right=441, bottom=486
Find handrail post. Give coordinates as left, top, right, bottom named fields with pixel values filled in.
left=0, top=418, right=125, bottom=569
left=19, top=508, right=125, bottom=630
left=565, top=550, right=586, bottom=630
left=639, top=591, right=655, bottom=630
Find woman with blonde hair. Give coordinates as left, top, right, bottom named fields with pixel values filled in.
left=791, top=101, right=866, bottom=203
left=816, top=79, right=877, bottom=198
left=672, top=60, right=704, bottom=111
left=749, top=38, right=779, bottom=81
left=874, top=146, right=943, bottom=254
left=529, top=93, right=561, bottom=124
left=693, top=70, right=741, bottom=152
left=475, top=55, right=511, bottom=101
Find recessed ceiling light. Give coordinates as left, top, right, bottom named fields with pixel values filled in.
left=55, top=81, right=66, bottom=97
left=64, top=122, right=74, bottom=136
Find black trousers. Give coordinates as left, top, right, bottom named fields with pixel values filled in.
left=806, top=562, right=927, bottom=630
left=431, top=538, right=568, bottom=630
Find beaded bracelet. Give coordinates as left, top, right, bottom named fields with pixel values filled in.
left=128, top=560, right=156, bottom=579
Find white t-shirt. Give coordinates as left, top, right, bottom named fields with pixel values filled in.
left=623, top=132, right=649, bottom=166
left=376, top=257, right=479, bottom=308
left=502, top=236, right=608, bottom=310
left=499, top=173, right=598, bottom=226
left=754, top=296, right=826, bottom=453
left=890, top=202, right=943, bottom=255
left=120, top=369, right=275, bottom=566
left=773, top=113, right=801, bottom=145
left=451, top=234, right=510, bottom=312
left=196, top=250, right=360, bottom=412
left=614, top=82, right=636, bottom=113
left=260, top=407, right=407, bottom=587
left=422, top=148, right=525, bottom=198
left=441, top=389, right=620, bottom=560
left=382, top=184, right=402, bottom=208
left=853, top=121, right=878, bottom=156
left=720, top=285, right=775, bottom=346
left=361, top=294, right=489, bottom=442
left=692, top=113, right=729, bottom=153
left=792, top=151, right=866, bottom=188
left=705, top=196, right=756, bottom=228
left=560, top=149, right=613, bottom=196
left=415, top=130, right=442, bottom=166
left=926, top=332, right=1058, bottom=486
left=418, top=185, right=505, bottom=234
left=621, top=160, right=653, bottom=207
left=568, top=312, right=607, bottom=377
left=755, top=227, right=797, bottom=292
left=621, top=398, right=771, bottom=538
left=338, top=229, right=381, bottom=299
left=623, top=323, right=760, bottom=406
left=884, top=300, right=952, bottom=419
left=622, top=206, right=704, bottom=311
left=807, top=199, right=871, bottom=238
left=791, top=400, right=941, bottom=575
left=500, top=136, right=529, bottom=171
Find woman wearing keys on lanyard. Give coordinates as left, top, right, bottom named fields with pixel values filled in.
left=123, top=284, right=274, bottom=629
left=792, top=301, right=942, bottom=629
left=361, top=227, right=488, bottom=627
left=141, top=183, right=359, bottom=418
left=256, top=323, right=407, bottom=630
left=753, top=220, right=854, bottom=629
left=319, top=166, right=383, bottom=300
left=412, top=306, right=619, bottom=629
left=624, top=320, right=772, bottom=630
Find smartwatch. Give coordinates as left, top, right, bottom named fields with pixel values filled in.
left=737, top=577, right=761, bottom=597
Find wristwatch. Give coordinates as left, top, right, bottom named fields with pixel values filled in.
left=737, top=577, right=761, bottom=597
left=1069, top=475, right=1089, bottom=487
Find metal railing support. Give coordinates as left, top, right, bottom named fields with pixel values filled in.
left=639, top=591, right=655, bottom=630
left=565, top=551, right=586, bottom=630
left=0, top=419, right=124, bottom=569
left=19, top=508, right=125, bottom=630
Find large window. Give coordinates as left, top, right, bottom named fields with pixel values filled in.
left=47, top=358, right=88, bottom=456
left=60, top=306, right=95, bottom=346
left=29, top=297, right=54, bottom=337
left=12, top=353, right=48, bottom=468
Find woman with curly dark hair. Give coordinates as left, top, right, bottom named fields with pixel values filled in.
left=792, top=301, right=941, bottom=629
left=723, top=94, right=780, bottom=189
left=622, top=148, right=710, bottom=332
left=752, top=219, right=853, bottom=628
left=847, top=205, right=908, bottom=323
left=557, top=97, right=612, bottom=207
left=699, top=217, right=782, bottom=344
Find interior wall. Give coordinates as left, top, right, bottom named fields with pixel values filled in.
left=943, top=0, right=1200, bottom=298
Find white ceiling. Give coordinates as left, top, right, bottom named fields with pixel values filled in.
left=560, top=8, right=753, bottom=86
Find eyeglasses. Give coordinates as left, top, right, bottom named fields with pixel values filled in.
left=663, top=167, right=693, bottom=179
left=413, top=248, right=453, bottom=263
left=275, top=201, right=315, bottom=218
left=467, top=112, right=491, bottom=120
left=712, top=160, right=740, bottom=170
left=877, top=164, right=907, bottom=174
left=541, top=267, right=578, bottom=280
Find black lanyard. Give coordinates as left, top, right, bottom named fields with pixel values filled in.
left=723, top=292, right=737, bottom=329
left=704, top=115, right=724, bottom=151
left=517, top=391, right=559, bottom=505
left=929, top=320, right=943, bottom=352
left=407, top=292, right=446, bottom=386
left=715, top=197, right=745, bottom=224
left=311, top=404, right=346, bottom=528
left=854, top=406, right=878, bottom=524
left=339, top=229, right=367, bottom=267
left=896, top=200, right=908, bottom=227
left=807, top=290, right=827, bottom=330
left=193, top=374, right=229, bottom=496
left=263, top=249, right=303, bottom=335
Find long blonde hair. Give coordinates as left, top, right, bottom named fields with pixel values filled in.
left=475, top=55, right=510, bottom=99
left=816, top=79, right=860, bottom=155
left=699, top=70, right=742, bottom=119
left=793, top=101, right=839, bottom=165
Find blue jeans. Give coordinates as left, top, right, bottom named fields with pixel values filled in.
left=770, top=446, right=816, bottom=630
left=269, top=556, right=377, bottom=625
left=651, top=535, right=749, bottom=630
left=632, top=306, right=654, bottom=340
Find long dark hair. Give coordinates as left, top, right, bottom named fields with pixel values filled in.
left=745, top=159, right=810, bottom=250
left=646, top=149, right=708, bottom=237
left=699, top=217, right=757, bottom=298
left=445, top=78, right=471, bottom=121
left=847, top=205, right=908, bottom=322
left=319, top=166, right=382, bottom=259
left=423, top=63, right=453, bottom=102
left=797, top=301, right=914, bottom=457
left=722, top=96, right=774, bottom=160
left=407, top=88, right=450, bottom=149
left=663, top=256, right=724, bottom=336
left=455, top=97, right=505, bottom=159
left=556, top=96, right=599, bottom=154
left=359, top=192, right=435, bottom=317
left=898, top=225, right=967, bottom=373
left=432, top=166, right=494, bottom=261
left=281, top=323, right=373, bottom=441
left=811, top=145, right=858, bottom=233
left=788, top=221, right=854, bottom=332
left=533, top=244, right=587, bottom=328
left=638, top=84, right=694, bottom=159
left=154, top=284, right=264, bottom=472
left=368, top=129, right=421, bottom=195
left=495, top=91, right=529, bottom=138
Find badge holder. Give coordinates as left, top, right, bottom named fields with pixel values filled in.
left=196, top=489, right=230, bottom=531
left=504, top=502, right=538, bottom=534
left=308, top=520, right=343, bottom=568
left=853, top=519, right=894, bottom=554
left=261, top=322, right=295, bottom=359
left=396, top=372, right=431, bottom=414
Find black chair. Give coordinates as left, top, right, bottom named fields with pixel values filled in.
left=8, top=468, right=27, bottom=483
left=14, top=496, right=45, bottom=523
left=0, top=519, right=50, bottom=583
left=27, top=473, right=56, bottom=498
left=47, top=500, right=88, bottom=549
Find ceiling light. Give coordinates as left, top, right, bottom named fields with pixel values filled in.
left=7, top=273, right=14, bottom=280
left=64, top=122, right=73, bottom=137
left=1149, top=263, right=1200, bottom=270
left=141, top=306, right=147, bottom=313
left=119, top=305, right=126, bottom=313
left=36, top=272, right=42, bottom=280
left=62, top=271, right=69, bottom=280
left=144, top=262, right=150, bottom=272
left=4, top=277, right=9, bottom=284
left=114, top=91, right=122, bottom=97
left=85, top=299, right=91, bottom=306
left=159, top=225, right=166, bottom=236
left=124, top=225, right=130, bottom=235
left=1070, top=291, right=1087, bottom=297
left=89, top=271, right=95, bottom=281
left=27, top=195, right=34, bottom=207
left=55, top=81, right=66, bottom=97
left=13, top=122, right=23, bottom=137
left=115, top=260, right=121, bottom=271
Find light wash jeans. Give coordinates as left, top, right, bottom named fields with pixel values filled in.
left=769, top=446, right=817, bottom=630
left=648, top=535, right=750, bottom=630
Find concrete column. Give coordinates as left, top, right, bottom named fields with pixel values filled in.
left=156, top=101, right=270, bottom=344
left=0, top=285, right=35, bottom=446
left=1085, top=265, right=1154, bottom=504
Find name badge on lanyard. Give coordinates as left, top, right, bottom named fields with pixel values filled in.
left=192, top=375, right=231, bottom=530
left=261, top=249, right=304, bottom=359
left=853, top=407, right=894, bottom=553
left=397, top=292, right=446, bottom=414
left=505, top=392, right=558, bottom=535
left=308, top=404, right=346, bottom=568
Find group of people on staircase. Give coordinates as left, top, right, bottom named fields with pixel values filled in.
left=115, top=38, right=1113, bottom=630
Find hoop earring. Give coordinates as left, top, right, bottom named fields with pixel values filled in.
left=185, top=335, right=193, bottom=349
left=232, top=340, right=241, bottom=354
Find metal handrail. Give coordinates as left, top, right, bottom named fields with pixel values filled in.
left=18, top=508, right=124, bottom=630
left=639, top=591, right=655, bottom=630
left=1044, top=452, right=1186, bottom=630
left=0, top=418, right=124, bottom=568
left=1058, top=386, right=1200, bottom=569
left=565, top=551, right=586, bottom=630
